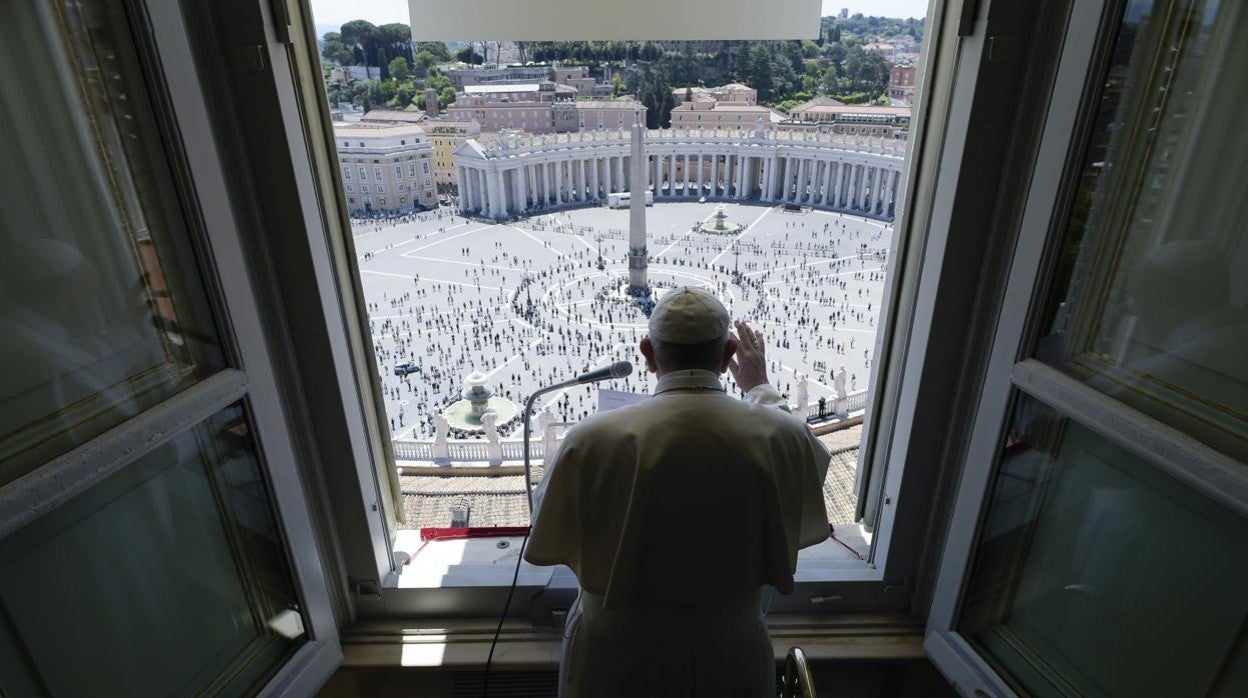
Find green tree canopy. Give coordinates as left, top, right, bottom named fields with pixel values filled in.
left=389, top=56, right=410, bottom=81
left=339, top=20, right=377, bottom=68
left=456, top=46, right=484, bottom=65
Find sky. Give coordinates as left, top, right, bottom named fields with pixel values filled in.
left=311, top=0, right=928, bottom=31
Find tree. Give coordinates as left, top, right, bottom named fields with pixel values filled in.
left=439, top=86, right=457, bottom=110
left=321, top=32, right=349, bottom=64
left=340, top=20, right=377, bottom=68
left=456, top=46, right=484, bottom=65
left=377, top=23, right=413, bottom=62
left=389, top=56, right=410, bottom=81
left=419, top=41, right=450, bottom=61
left=412, top=50, right=437, bottom=77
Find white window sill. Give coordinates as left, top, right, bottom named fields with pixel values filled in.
left=390, top=525, right=877, bottom=590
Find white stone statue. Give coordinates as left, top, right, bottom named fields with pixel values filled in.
left=482, top=412, right=503, bottom=465
left=539, top=408, right=559, bottom=462
left=432, top=413, right=450, bottom=463
left=793, top=373, right=810, bottom=418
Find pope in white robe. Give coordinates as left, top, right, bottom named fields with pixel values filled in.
left=525, top=288, right=831, bottom=697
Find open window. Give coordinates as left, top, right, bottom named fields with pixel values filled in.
left=925, top=0, right=1248, bottom=693
left=0, top=0, right=339, bottom=692
left=288, top=0, right=958, bottom=620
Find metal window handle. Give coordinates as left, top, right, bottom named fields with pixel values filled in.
left=781, top=646, right=817, bottom=698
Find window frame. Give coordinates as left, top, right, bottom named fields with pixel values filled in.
left=0, top=0, right=342, bottom=692
left=923, top=0, right=1248, bottom=693
left=199, top=0, right=1084, bottom=641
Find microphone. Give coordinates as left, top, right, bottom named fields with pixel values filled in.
left=575, top=361, right=633, bottom=384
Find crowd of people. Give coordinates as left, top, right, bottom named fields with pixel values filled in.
left=354, top=204, right=890, bottom=442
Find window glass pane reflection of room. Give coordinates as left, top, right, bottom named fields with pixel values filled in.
left=1035, top=0, right=1248, bottom=460
left=0, top=0, right=224, bottom=486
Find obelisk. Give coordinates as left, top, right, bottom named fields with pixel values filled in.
left=627, top=105, right=649, bottom=293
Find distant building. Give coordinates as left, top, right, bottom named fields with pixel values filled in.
left=442, top=65, right=553, bottom=88
left=424, top=88, right=439, bottom=117
left=333, top=122, right=437, bottom=213
left=446, top=82, right=579, bottom=133
left=670, top=99, right=781, bottom=130
left=889, top=64, right=917, bottom=103
left=672, top=83, right=758, bottom=106
left=787, top=100, right=912, bottom=139
left=575, top=97, right=643, bottom=131
left=421, top=118, right=482, bottom=194
left=329, top=65, right=381, bottom=82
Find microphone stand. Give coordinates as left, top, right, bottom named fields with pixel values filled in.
left=522, top=379, right=578, bottom=516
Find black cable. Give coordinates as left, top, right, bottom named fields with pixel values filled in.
left=484, top=389, right=546, bottom=698
left=482, top=531, right=529, bottom=698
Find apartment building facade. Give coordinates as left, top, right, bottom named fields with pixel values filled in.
left=334, top=123, right=437, bottom=213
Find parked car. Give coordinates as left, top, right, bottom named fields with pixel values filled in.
left=393, top=362, right=420, bottom=376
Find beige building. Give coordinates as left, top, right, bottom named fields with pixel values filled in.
left=669, top=99, right=780, bottom=129
left=333, top=122, right=437, bottom=214
left=421, top=118, right=482, bottom=194
left=787, top=101, right=912, bottom=139
left=446, top=82, right=579, bottom=133
left=575, top=97, right=643, bottom=131
left=672, top=82, right=758, bottom=106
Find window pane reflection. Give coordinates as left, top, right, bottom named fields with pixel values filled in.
left=959, top=394, right=1248, bottom=696
left=1035, top=0, right=1248, bottom=461
left=0, top=0, right=224, bottom=484
left=0, top=403, right=305, bottom=696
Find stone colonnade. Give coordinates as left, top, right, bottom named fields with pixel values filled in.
left=454, top=130, right=904, bottom=221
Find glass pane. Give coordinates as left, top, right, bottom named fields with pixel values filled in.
left=1035, top=0, right=1248, bottom=461
left=0, top=403, right=306, bottom=696
left=959, top=393, right=1248, bottom=697
left=0, top=0, right=224, bottom=484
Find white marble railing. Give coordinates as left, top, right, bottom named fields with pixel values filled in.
left=478, top=127, right=907, bottom=160
left=391, top=390, right=869, bottom=464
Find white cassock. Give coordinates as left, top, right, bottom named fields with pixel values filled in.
left=525, top=369, right=831, bottom=698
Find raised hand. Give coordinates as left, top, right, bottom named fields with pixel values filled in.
left=728, top=320, right=768, bottom=392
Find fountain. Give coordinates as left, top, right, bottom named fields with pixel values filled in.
left=441, top=371, right=519, bottom=432
left=697, top=204, right=741, bottom=235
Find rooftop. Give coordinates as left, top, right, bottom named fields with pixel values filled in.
left=332, top=122, right=428, bottom=139
left=360, top=109, right=425, bottom=123
left=791, top=103, right=913, bottom=117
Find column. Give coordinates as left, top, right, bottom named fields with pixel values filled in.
left=472, top=168, right=484, bottom=214
left=652, top=155, right=659, bottom=195
left=797, top=158, right=809, bottom=203
left=613, top=157, right=623, bottom=194
left=695, top=155, right=703, bottom=196
left=578, top=159, right=587, bottom=202
left=716, top=154, right=725, bottom=198
left=589, top=158, right=599, bottom=200
left=778, top=157, right=788, bottom=202
left=821, top=162, right=834, bottom=205
left=733, top=156, right=743, bottom=199
left=554, top=161, right=563, bottom=205
left=758, top=157, right=768, bottom=201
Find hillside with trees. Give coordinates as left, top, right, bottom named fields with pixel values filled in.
left=319, top=14, right=923, bottom=119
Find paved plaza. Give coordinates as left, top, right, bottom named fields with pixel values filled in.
left=351, top=201, right=891, bottom=442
